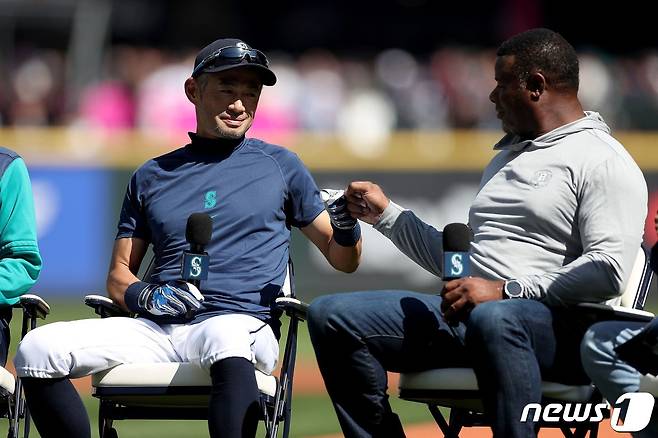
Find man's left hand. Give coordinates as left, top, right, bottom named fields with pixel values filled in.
left=440, top=277, right=505, bottom=323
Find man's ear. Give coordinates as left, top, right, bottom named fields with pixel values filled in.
left=526, top=71, right=546, bottom=101
left=184, top=77, right=198, bottom=104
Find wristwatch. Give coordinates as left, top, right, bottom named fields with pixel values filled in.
left=503, top=279, right=524, bottom=299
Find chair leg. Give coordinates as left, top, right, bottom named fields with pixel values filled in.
left=268, top=396, right=281, bottom=438
left=4, top=393, right=14, bottom=438
left=6, top=408, right=16, bottom=438
left=448, top=408, right=465, bottom=434
left=261, top=396, right=272, bottom=437
left=4, top=388, right=29, bottom=438
left=11, top=303, right=40, bottom=438
left=6, top=422, right=17, bottom=438
left=557, top=421, right=601, bottom=438
left=280, top=376, right=294, bottom=438
left=560, top=426, right=576, bottom=438
left=99, top=402, right=118, bottom=438
left=9, top=377, right=25, bottom=438
left=572, top=423, right=598, bottom=438
left=22, top=407, right=30, bottom=438
left=100, top=419, right=118, bottom=438
left=429, top=405, right=461, bottom=438
left=269, top=316, right=299, bottom=438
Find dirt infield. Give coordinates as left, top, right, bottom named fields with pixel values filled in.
left=314, top=423, right=631, bottom=438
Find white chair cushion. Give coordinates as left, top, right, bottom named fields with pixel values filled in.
left=0, top=366, right=15, bottom=395
left=399, top=368, right=594, bottom=402
left=620, top=247, right=647, bottom=308
left=92, top=362, right=277, bottom=397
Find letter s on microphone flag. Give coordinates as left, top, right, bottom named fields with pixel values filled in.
left=182, top=252, right=209, bottom=281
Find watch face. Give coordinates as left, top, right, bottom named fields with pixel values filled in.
left=505, top=280, right=523, bottom=298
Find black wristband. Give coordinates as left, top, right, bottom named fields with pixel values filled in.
left=332, top=222, right=361, bottom=247
left=124, top=281, right=151, bottom=314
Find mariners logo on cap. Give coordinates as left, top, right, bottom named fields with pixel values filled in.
left=236, top=42, right=250, bottom=49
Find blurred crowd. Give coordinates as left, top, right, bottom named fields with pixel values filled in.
left=2, top=45, right=658, bottom=142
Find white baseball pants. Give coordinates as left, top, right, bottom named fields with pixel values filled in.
left=13, top=313, right=278, bottom=378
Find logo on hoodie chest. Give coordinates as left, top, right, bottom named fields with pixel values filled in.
left=531, top=170, right=553, bottom=188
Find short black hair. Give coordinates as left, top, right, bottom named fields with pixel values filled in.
left=195, top=73, right=209, bottom=92
left=497, top=28, right=579, bottom=91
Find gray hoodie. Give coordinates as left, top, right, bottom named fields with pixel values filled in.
left=374, top=112, right=647, bottom=307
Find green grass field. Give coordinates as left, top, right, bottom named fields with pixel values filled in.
left=1, top=299, right=435, bottom=437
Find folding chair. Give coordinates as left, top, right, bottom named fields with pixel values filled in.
left=84, top=261, right=307, bottom=438
left=398, top=246, right=655, bottom=438
left=1, top=295, right=51, bottom=438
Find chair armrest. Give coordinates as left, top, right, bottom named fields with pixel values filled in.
left=84, top=294, right=131, bottom=318
left=17, top=294, right=50, bottom=320
left=577, top=302, right=655, bottom=323
left=275, top=297, right=308, bottom=321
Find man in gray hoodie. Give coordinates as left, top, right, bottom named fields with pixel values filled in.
left=307, top=28, right=648, bottom=438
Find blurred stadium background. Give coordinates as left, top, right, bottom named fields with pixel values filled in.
left=1, top=0, right=657, bottom=436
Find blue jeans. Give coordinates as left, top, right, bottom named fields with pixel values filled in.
left=581, top=321, right=658, bottom=438
left=307, top=291, right=592, bottom=438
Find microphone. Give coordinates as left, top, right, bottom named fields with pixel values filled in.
left=442, top=223, right=473, bottom=330
left=442, top=223, right=472, bottom=281
left=181, top=213, right=213, bottom=288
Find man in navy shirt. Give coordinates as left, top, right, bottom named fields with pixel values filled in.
left=14, top=38, right=362, bottom=438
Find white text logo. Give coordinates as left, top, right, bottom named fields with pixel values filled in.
left=521, top=392, right=655, bottom=432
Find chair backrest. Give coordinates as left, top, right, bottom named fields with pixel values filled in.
left=280, top=258, right=294, bottom=298
left=620, top=246, right=653, bottom=310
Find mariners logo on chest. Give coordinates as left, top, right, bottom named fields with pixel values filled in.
left=204, top=190, right=217, bottom=209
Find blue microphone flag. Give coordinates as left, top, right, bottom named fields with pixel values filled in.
left=443, top=251, right=470, bottom=279
left=182, top=251, right=209, bottom=281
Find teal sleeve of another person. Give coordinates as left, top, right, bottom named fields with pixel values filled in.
left=0, top=156, right=42, bottom=306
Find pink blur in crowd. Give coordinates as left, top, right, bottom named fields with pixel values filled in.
left=2, top=45, right=658, bottom=138
left=78, top=82, right=134, bottom=130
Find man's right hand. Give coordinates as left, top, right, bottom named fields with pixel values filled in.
left=320, top=189, right=357, bottom=230
left=134, top=280, right=204, bottom=318
left=345, top=181, right=390, bottom=225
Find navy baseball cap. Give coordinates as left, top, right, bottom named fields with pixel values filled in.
left=192, top=38, right=277, bottom=86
